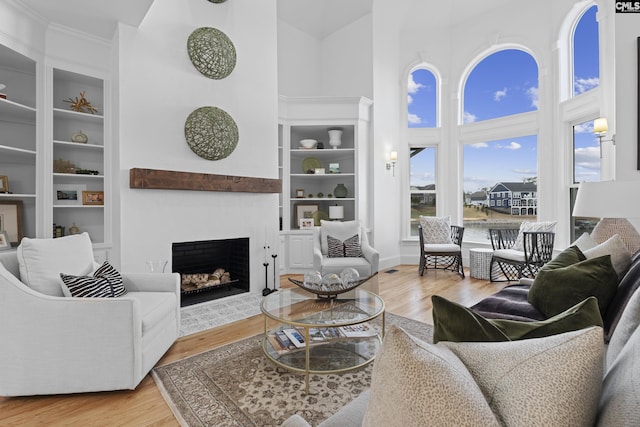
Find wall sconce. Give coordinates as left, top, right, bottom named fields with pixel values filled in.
left=593, top=117, right=615, bottom=158
left=386, top=151, right=398, bottom=176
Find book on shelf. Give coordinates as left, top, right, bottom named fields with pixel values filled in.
left=283, top=328, right=306, bottom=348
left=267, top=323, right=378, bottom=354
left=267, top=334, right=293, bottom=355
left=338, top=322, right=377, bottom=338
left=275, top=331, right=295, bottom=349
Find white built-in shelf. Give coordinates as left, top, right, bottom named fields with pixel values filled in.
left=52, top=204, right=104, bottom=209
left=0, top=193, right=36, bottom=199
left=290, top=173, right=355, bottom=178
left=53, top=173, right=104, bottom=180
left=53, top=107, right=104, bottom=122
left=0, top=98, right=36, bottom=123
left=53, top=140, right=104, bottom=150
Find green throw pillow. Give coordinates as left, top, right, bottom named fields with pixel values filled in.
left=541, top=245, right=586, bottom=271
left=432, top=295, right=603, bottom=343
left=528, top=255, right=619, bottom=318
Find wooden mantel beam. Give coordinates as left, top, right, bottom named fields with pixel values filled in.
left=129, top=168, right=281, bottom=194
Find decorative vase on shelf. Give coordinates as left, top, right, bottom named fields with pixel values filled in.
left=71, top=131, right=88, bottom=144
left=328, top=128, right=343, bottom=149
left=333, top=183, right=348, bottom=198
left=69, top=222, right=80, bottom=235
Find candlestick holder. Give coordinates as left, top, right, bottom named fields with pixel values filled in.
left=262, top=261, right=274, bottom=296
left=271, top=253, right=279, bottom=293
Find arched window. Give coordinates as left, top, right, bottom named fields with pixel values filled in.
left=463, top=49, right=538, bottom=123
left=573, top=5, right=599, bottom=96
left=407, top=67, right=437, bottom=128
left=462, top=48, right=539, bottom=243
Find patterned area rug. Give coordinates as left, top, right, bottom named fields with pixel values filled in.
left=153, top=313, right=433, bottom=427
left=180, top=292, right=263, bottom=337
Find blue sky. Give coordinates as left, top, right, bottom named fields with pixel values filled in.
left=409, top=6, right=600, bottom=192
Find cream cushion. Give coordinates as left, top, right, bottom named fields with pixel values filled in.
left=419, top=216, right=453, bottom=244
left=319, top=220, right=361, bottom=255
left=597, top=324, right=640, bottom=426
left=573, top=232, right=598, bottom=252
left=583, top=234, right=632, bottom=279
left=362, top=325, right=603, bottom=427
left=17, top=232, right=95, bottom=297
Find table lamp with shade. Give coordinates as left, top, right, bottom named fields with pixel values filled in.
left=573, top=181, right=640, bottom=254
left=329, top=205, right=344, bottom=221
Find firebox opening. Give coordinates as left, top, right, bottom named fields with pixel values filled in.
left=172, top=237, right=250, bottom=307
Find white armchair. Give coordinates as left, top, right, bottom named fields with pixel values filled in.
left=0, top=234, right=180, bottom=396
left=313, top=220, right=379, bottom=278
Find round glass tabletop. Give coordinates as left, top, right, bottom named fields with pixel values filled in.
left=261, top=288, right=384, bottom=328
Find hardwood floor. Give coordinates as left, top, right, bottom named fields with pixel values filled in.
left=0, top=265, right=508, bottom=427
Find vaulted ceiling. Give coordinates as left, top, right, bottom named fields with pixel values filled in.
left=15, top=0, right=515, bottom=41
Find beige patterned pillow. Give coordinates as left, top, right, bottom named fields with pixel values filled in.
left=419, top=216, right=453, bottom=244
left=362, top=326, right=604, bottom=427
left=512, top=220, right=557, bottom=251
left=583, top=234, right=632, bottom=279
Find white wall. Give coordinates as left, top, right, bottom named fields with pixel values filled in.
left=277, top=20, right=321, bottom=96
left=116, top=0, right=280, bottom=292
left=320, top=14, right=373, bottom=99
left=277, top=13, right=373, bottom=100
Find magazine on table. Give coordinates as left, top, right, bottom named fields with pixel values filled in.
left=338, top=322, right=377, bottom=338
left=268, top=323, right=377, bottom=354
left=283, top=328, right=306, bottom=348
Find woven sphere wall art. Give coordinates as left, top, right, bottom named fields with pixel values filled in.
left=187, top=27, right=236, bottom=79
left=184, top=106, right=239, bottom=160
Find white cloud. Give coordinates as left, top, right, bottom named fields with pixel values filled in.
left=526, top=86, right=539, bottom=108
left=494, top=87, right=507, bottom=101
left=464, top=176, right=493, bottom=193
left=574, top=77, right=599, bottom=94
left=463, top=111, right=477, bottom=123
left=512, top=168, right=536, bottom=175
left=408, top=113, right=421, bottom=124
left=469, top=142, right=488, bottom=148
left=408, top=94, right=413, bottom=105
left=574, top=122, right=592, bottom=134
left=497, top=141, right=521, bottom=150
left=408, top=74, right=425, bottom=94
left=574, top=146, right=601, bottom=170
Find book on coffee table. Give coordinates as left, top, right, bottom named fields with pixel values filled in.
left=338, top=322, right=377, bottom=338
left=283, top=328, right=306, bottom=348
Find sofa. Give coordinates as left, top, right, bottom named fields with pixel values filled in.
left=282, top=234, right=640, bottom=426
left=0, top=233, right=180, bottom=396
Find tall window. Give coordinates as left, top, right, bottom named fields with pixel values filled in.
left=408, top=68, right=437, bottom=128
left=462, top=49, right=539, bottom=243
left=463, top=49, right=538, bottom=123
left=569, top=5, right=600, bottom=242
left=573, top=6, right=599, bottom=96
left=409, top=147, right=436, bottom=236
left=463, top=136, right=538, bottom=243
left=573, top=119, right=601, bottom=183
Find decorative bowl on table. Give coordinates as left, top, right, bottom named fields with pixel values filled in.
left=299, top=139, right=317, bottom=149
left=290, top=268, right=364, bottom=298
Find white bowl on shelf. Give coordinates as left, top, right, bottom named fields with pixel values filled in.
left=299, top=139, right=317, bottom=149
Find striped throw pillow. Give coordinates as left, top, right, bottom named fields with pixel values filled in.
left=327, top=234, right=362, bottom=258
left=60, top=261, right=127, bottom=298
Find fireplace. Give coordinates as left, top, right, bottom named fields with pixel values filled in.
left=172, top=238, right=250, bottom=307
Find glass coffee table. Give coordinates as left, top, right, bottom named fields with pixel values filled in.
left=261, top=287, right=385, bottom=394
